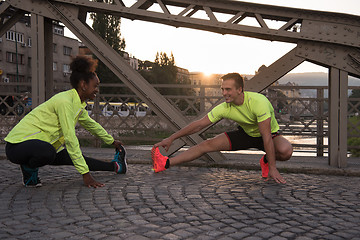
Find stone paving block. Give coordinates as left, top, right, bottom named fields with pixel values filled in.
left=162, top=233, right=181, bottom=240
left=144, top=230, right=163, bottom=238
left=1, top=163, right=360, bottom=239
left=323, top=234, right=344, bottom=240
left=243, top=236, right=263, bottom=240
left=228, top=231, right=250, bottom=238
left=172, top=222, right=191, bottom=229
left=280, top=231, right=296, bottom=238
left=51, top=231, right=75, bottom=239
left=294, top=237, right=313, bottom=240
left=173, top=229, right=194, bottom=238
left=221, top=226, right=238, bottom=234
left=157, top=226, right=175, bottom=234
left=217, top=237, right=235, bottom=240
left=269, top=236, right=288, bottom=240
left=255, top=230, right=275, bottom=238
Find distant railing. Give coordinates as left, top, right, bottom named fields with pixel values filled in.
left=1, top=82, right=360, bottom=157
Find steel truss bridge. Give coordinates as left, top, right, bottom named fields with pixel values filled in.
left=1, top=0, right=359, bottom=167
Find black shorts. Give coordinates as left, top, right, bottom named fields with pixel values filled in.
left=225, top=127, right=280, bottom=151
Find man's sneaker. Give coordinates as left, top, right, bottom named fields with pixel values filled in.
left=151, top=146, right=168, bottom=173
left=112, top=145, right=127, bottom=174
left=260, top=155, right=269, bottom=178
left=20, top=165, right=42, bottom=187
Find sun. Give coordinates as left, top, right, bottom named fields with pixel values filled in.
left=202, top=71, right=213, bottom=77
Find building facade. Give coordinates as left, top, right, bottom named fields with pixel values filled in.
left=79, top=43, right=140, bottom=72
left=0, top=17, right=79, bottom=94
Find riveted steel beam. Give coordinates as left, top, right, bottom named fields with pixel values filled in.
left=245, top=47, right=305, bottom=92
left=5, top=0, right=360, bottom=168
left=41, top=0, right=225, bottom=162
left=296, top=41, right=360, bottom=78
left=30, top=14, right=46, bottom=107
left=28, top=0, right=360, bottom=49
left=329, top=68, right=348, bottom=168
left=0, top=6, right=26, bottom=38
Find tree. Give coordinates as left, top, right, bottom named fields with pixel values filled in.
left=350, top=89, right=360, bottom=99
left=90, top=0, right=126, bottom=94
left=152, top=52, right=177, bottom=85
left=349, top=89, right=360, bottom=113
left=139, top=52, right=192, bottom=94
left=139, top=52, right=197, bottom=114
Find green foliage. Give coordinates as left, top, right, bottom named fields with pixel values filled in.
left=276, top=90, right=288, bottom=113
left=348, top=137, right=360, bottom=157
left=140, top=52, right=177, bottom=85
left=91, top=0, right=125, bottom=53
left=349, top=89, right=360, bottom=114
left=347, top=116, right=360, bottom=157
left=139, top=52, right=192, bottom=94
left=350, top=89, right=360, bottom=98
left=138, top=52, right=196, bottom=112
left=90, top=1, right=127, bottom=94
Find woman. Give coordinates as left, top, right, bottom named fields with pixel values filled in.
left=5, top=56, right=126, bottom=188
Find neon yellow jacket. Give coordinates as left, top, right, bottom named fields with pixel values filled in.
left=5, top=89, right=114, bottom=174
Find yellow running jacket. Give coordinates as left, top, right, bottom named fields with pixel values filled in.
left=5, top=89, right=114, bottom=174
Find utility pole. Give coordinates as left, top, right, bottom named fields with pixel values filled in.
left=15, top=24, right=19, bottom=93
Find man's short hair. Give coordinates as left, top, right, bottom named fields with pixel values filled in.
left=221, top=73, right=244, bottom=90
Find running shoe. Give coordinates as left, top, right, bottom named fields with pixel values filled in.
left=20, top=165, right=42, bottom=187
left=151, top=146, right=168, bottom=173
left=259, top=155, right=269, bottom=178
left=112, top=145, right=127, bottom=174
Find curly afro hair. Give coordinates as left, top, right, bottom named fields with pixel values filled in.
left=70, top=55, right=98, bottom=89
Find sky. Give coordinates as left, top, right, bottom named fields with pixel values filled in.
left=66, top=0, right=360, bottom=75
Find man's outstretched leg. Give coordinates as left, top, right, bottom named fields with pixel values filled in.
left=152, top=133, right=230, bottom=173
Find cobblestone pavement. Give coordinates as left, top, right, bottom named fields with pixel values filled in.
left=1, top=161, right=360, bottom=240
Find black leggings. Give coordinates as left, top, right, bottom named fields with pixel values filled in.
left=5, top=140, right=114, bottom=172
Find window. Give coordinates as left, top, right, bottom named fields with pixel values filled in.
left=6, top=31, right=24, bottom=43
left=28, top=57, right=31, bottom=67
left=6, top=31, right=14, bottom=41
left=6, top=52, right=25, bottom=64
left=7, top=74, right=25, bottom=82
left=28, top=38, right=31, bottom=47
left=19, top=54, right=25, bottom=65
left=63, top=46, right=72, bottom=56
left=54, top=26, right=64, bottom=35
left=63, top=64, right=70, bottom=73
left=53, top=62, right=57, bottom=71
left=53, top=43, right=57, bottom=53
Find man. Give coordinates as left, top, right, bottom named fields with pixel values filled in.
left=152, top=73, right=292, bottom=184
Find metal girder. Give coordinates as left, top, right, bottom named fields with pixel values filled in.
left=245, top=47, right=305, bottom=92
left=296, top=41, right=360, bottom=78
left=4, top=0, right=360, bottom=168
left=31, top=0, right=360, bottom=49
left=31, top=14, right=46, bottom=107
left=0, top=5, right=26, bottom=38
left=40, top=0, right=225, bottom=162
left=329, top=68, right=348, bottom=168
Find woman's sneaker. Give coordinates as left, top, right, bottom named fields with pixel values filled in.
left=20, top=165, right=42, bottom=187
left=112, top=145, right=127, bottom=174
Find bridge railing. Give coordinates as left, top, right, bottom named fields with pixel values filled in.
left=1, top=82, right=360, bottom=157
